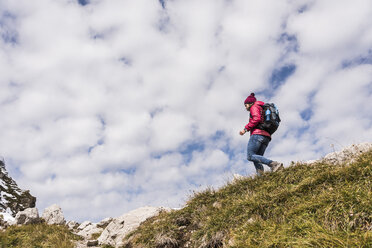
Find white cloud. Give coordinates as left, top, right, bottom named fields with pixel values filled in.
left=0, top=0, right=371, bottom=222
left=287, top=0, right=372, bottom=57
left=149, top=110, right=194, bottom=152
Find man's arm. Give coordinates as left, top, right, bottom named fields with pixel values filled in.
left=240, top=105, right=262, bottom=135
left=239, top=128, right=248, bottom=136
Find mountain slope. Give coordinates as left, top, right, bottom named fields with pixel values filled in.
left=124, top=149, right=372, bottom=248
left=0, top=160, right=36, bottom=217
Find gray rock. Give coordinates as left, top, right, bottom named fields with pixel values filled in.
left=66, top=220, right=79, bottom=230
left=41, top=204, right=66, bottom=225
left=77, top=221, right=92, bottom=231
left=97, top=217, right=113, bottom=228
left=15, top=208, right=40, bottom=225
left=322, top=143, right=372, bottom=164
left=306, top=143, right=372, bottom=165
left=76, top=221, right=103, bottom=239
left=98, top=206, right=169, bottom=247
left=0, top=212, right=15, bottom=227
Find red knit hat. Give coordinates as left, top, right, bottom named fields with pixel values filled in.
left=244, top=93, right=256, bottom=104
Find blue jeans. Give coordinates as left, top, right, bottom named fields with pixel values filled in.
left=247, top=134, right=273, bottom=176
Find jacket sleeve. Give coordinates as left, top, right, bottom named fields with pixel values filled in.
left=245, top=104, right=262, bottom=131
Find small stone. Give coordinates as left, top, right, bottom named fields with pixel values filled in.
left=247, top=217, right=255, bottom=224
left=212, top=201, right=222, bottom=209
left=87, top=240, right=99, bottom=246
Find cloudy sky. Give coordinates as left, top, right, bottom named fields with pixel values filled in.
left=1, top=0, right=371, bottom=222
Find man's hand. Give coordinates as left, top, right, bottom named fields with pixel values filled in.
left=239, top=129, right=246, bottom=136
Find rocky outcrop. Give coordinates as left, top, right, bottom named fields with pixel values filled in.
left=76, top=221, right=104, bottom=239
left=15, top=207, right=40, bottom=225
left=1, top=204, right=67, bottom=227
left=41, top=204, right=66, bottom=225
left=97, top=206, right=169, bottom=247
left=97, top=217, right=113, bottom=229
left=0, top=159, right=36, bottom=217
left=67, top=220, right=79, bottom=231
left=322, top=143, right=372, bottom=164
left=0, top=212, right=15, bottom=228
left=306, top=142, right=372, bottom=165
left=0, top=212, right=14, bottom=229
left=72, top=207, right=168, bottom=247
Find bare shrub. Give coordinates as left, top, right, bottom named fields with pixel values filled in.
left=155, top=233, right=179, bottom=248
left=201, top=232, right=224, bottom=248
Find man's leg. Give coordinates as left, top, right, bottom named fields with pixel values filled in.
left=252, top=136, right=284, bottom=172
left=247, top=135, right=266, bottom=175
left=254, top=162, right=264, bottom=176
left=247, top=135, right=273, bottom=166
left=254, top=135, right=283, bottom=172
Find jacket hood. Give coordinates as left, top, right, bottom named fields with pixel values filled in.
left=254, top=101, right=265, bottom=106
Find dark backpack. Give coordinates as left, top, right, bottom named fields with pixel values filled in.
left=257, top=103, right=281, bottom=135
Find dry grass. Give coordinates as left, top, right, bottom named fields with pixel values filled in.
left=124, top=150, right=372, bottom=248
left=0, top=223, right=81, bottom=248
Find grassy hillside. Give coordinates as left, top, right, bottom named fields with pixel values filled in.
left=0, top=223, right=81, bottom=248
left=124, top=150, right=372, bottom=248
left=0, top=150, right=370, bottom=248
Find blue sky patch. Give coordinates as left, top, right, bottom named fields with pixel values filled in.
left=78, top=0, right=89, bottom=6
left=342, top=50, right=372, bottom=68
left=89, top=29, right=105, bottom=40
left=97, top=115, right=106, bottom=130
left=180, top=141, right=205, bottom=154
left=0, top=11, right=18, bottom=44
left=300, top=108, right=313, bottom=121
left=88, top=116, right=105, bottom=153
left=368, top=81, right=372, bottom=95
left=211, top=130, right=225, bottom=141
left=269, top=64, right=296, bottom=89
left=9, top=81, right=20, bottom=87
left=119, top=167, right=137, bottom=175
left=300, top=91, right=316, bottom=121
left=218, top=66, right=226, bottom=73
left=293, top=126, right=310, bottom=139
left=298, top=5, right=308, bottom=13
left=157, top=14, right=170, bottom=33
left=180, top=140, right=205, bottom=163
left=1, top=29, right=18, bottom=44
left=119, top=57, right=132, bottom=66
left=2, top=158, right=22, bottom=179
left=159, top=0, right=166, bottom=9
left=211, top=131, right=235, bottom=160
left=149, top=107, right=164, bottom=118
left=278, top=33, right=299, bottom=53
left=88, top=138, right=104, bottom=154
left=258, top=64, right=296, bottom=99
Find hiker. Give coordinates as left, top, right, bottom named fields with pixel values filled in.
left=239, top=93, right=283, bottom=176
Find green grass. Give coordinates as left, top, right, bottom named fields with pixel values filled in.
left=124, top=150, right=372, bottom=248
left=90, top=231, right=103, bottom=240
left=0, top=223, right=81, bottom=248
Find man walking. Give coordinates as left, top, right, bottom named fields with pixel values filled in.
left=240, top=93, right=283, bottom=176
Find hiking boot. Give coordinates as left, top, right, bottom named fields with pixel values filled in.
left=269, top=161, right=283, bottom=172
left=256, top=169, right=264, bottom=177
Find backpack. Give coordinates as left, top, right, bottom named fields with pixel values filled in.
left=257, top=103, right=281, bottom=135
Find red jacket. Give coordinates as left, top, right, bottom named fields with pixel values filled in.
left=244, top=101, right=271, bottom=138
